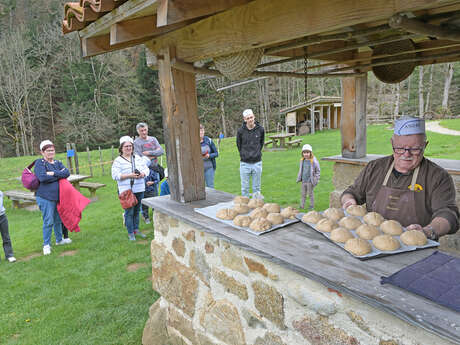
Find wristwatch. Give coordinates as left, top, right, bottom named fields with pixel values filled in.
left=423, top=225, right=439, bottom=241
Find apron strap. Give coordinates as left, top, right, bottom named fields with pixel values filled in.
left=382, top=161, right=394, bottom=186
left=382, top=160, right=420, bottom=191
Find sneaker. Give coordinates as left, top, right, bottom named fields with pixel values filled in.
left=134, top=230, right=146, bottom=238
left=8, top=256, right=16, bottom=263
left=43, top=245, right=51, bottom=255
left=122, top=212, right=125, bottom=226
left=62, top=238, right=72, bottom=244
left=128, top=233, right=136, bottom=241
left=56, top=240, right=67, bottom=245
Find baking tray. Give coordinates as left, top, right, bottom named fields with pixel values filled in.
left=195, top=201, right=299, bottom=236
left=296, top=212, right=439, bottom=260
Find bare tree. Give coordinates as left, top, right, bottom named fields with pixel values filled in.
left=442, top=63, right=454, bottom=111
left=425, top=65, right=434, bottom=115
left=393, top=83, right=400, bottom=120
left=418, top=66, right=424, bottom=118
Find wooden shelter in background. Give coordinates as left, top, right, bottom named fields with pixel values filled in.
left=63, top=0, right=460, bottom=203
left=280, top=96, right=342, bottom=135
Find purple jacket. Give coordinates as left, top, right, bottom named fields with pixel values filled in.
left=296, top=156, right=320, bottom=186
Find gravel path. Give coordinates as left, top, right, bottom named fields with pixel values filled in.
left=426, top=121, right=460, bottom=136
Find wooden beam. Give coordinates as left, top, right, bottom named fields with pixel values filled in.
left=157, top=47, right=205, bottom=202
left=81, top=34, right=151, bottom=58
left=389, top=14, right=460, bottom=41
left=157, top=0, right=253, bottom=27
left=148, top=0, right=459, bottom=62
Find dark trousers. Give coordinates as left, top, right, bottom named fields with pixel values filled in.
left=0, top=214, right=14, bottom=259
left=141, top=188, right=158, bottom=220
left=62, top=225, right=69, bottom=239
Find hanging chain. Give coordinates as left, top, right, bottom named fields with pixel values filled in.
left=303, top=46, right=308, bottom=103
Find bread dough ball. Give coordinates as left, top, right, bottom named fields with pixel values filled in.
left=249, top=207, right=268, bottom=219
left=356, top=224, right=380, bottom=240
left=344, top=238, right=372, bottom=256
left=263, top=203, right=281, bottom=213
left=233, top=215, right=252, bottom=227
left=302, top=210, right=324, bottom=224
left=216, top=208, right=238, bottom=220
left=380, top=220, right=403, bottom=235
left=249, top=217, right=272, bottom=232
left=233, top=196, right=249, bottom=204
left=324, top=208, right=345, bottom=222
left=372, top=234, right=401, bottom=251
left=233, top=203, right=250, bottom=214
left=280, top=206, right=298, bottom=219
left=363, top=212, right=384, bottom=226
left=338, top=216, right=362, bottom=230
left=316, top=218, right=338, bottom=233
left=267, top=213, right=284, bottom=225
left=400, top=230, right=427, bottom=246
left=248, top=198, right=264, bottom=209
left=330, top=227, right=354, bottom=243
left=346, top=205, right=367, bottom=217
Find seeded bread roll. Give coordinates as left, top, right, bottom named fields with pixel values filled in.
left=316, top=218, right=338, bottom=233
left=324, top=208, right=345, bottom=222
left=267, top=213, right=284, bottom=225
left=263, top=203, right=281, bottom=213
left=249, top=207, right=268, bottom=219
left=338, top=216, right=362, bottom=230
left=356, top=224, right=380, bottom=240
left=302, top=210, right=324, bottom=224
left=233, top=215, right=252, bottom=227
left=372, top=234, right=401, bottom=251
left=344, top=238, right=372, bottom=256
left=233, top=196, right=250, bottom=204
left=249, top=217, right=272, bottom=232
left=346, top=205, right=367, bottom=217
left=363, top=212, right=384, bottom=226
left=280, top=206, right=298, bottom=219
left=248, top=198, right=265, bottom=209
left=400, top=230, right=427, bottom=246
left=380, top=220, right=403, bottom=236
left=330, top=227, right=354, bottom=243
left=233, top=203, right=250, bottom=214
left=216, top=208, right=238, bottom=220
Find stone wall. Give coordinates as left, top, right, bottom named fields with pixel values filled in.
left=142, top=211, right=455, bottom=345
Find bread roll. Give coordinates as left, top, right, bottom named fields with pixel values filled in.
left=372, top=234, right=400, bottom=251
left=248, top=198, right=264, bottom=209
left=263, top=203, right=281, bottom=213
left=233, top=203, right=250, bottom=214
left=233, top=196, right=249, bottom=204
left=324, top=208, right=345, bottom=222
left=363, top=212, right=384, bottom=226
left=302, top=210, right=324, bottom=224
left=249, top=207, right=268, bottom=219
left=344, top=238, right=372, bottom=256
left=400, top=230, right=427, bottom=246
left=267, top=213, right=284, bottom=225
left=216, top=208, right=238, bottom=220
left=233, top=215, right=252, bottom=227
left=316, top=218, right=338, bottom=233
left=356, top=224, right=380, bottom=240
left=380, top=220, right=403, bottom=235
left=338, top=216, right=362, bottom=230
left=330, top=227, right=354, bottom=243
left=249, top=217, right=272, bottom=232
left=280, top=206, right=298, bottom=219
left=346, top=204, right=367, bottom=217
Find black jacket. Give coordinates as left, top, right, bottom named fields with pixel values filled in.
left=236, top=121, right=265, bottom=163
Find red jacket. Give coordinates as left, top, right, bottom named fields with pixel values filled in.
left=57, top=179, right=91, bottom=232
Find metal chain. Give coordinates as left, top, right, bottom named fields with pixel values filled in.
left=303, top=46, right=308, bottom=103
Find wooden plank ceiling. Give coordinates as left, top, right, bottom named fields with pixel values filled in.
left=63, top=0, right=460, bottom=82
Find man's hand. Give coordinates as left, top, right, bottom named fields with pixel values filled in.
left=341, top=194, right=357, bottom=209
left=204, top=153, right=210, bottom=159
left=406, top=224, right=423, bottom=231
left=142, top=151, right=151, bottom=156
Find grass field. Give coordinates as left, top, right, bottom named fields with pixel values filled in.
left=439, top=118, right=460, bottom=131
left=0, top=124, right=459, bottom=344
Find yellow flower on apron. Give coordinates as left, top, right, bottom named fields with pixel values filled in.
left=408, top=183, right=423, bottom=192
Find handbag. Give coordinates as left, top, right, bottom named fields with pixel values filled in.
left=118, top=155, right=138, bottom=209
left=21, top=160, right=40, bottom=191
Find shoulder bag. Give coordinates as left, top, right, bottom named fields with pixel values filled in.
left=118, top=156, right=138, bottom=209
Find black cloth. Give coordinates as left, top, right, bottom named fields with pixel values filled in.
left=381, top=251, right=460, bottom=312
left=236, top=121, right=265, bottom=163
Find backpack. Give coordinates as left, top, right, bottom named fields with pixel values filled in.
left=152, top=164, right=165, bottom=181
left=21, top=160, right=39, bottom=191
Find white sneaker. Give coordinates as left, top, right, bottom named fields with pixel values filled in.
left=8, top=256, right=16, bottom=263
left=43, top=245, right=51, bottom=255
left=62, top=238, right=72, bottom=244
left=56, top=240, right=65, bottom=245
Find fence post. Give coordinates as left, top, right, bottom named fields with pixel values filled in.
left=111, top=145, right=114, bottom=162
left=86, top=146, right=93, bottom=177
left=71, top=143, right=80, bottom=174
left=98, top=146, right=105, bottom=175
left=66, top=143, right=74, bottom=174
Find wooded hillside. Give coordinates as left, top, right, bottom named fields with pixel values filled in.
left=0, top=0, right=458, bottom=158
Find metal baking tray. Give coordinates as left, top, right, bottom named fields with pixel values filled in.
left=296, top=212, right=439, bottom=260
left=195, top=201, right=299, bottom=236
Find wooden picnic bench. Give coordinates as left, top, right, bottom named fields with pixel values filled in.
left=286, top=138, right=302, bottom=148
left=79, top=182, right=106, bottom=199
left=4, top=190, right=36, bottom=209
left=263, top=140, right=273, bottom=149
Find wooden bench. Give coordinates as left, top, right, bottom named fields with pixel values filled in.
left=286, top=139, right=302, bottom=148
left=4, top=190, right=36, bottom=209
left=264, top=140, right=273, bottom=149
left=79, top=182, right=106, bottom=199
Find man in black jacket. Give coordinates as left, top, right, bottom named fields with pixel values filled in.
left=236, top=109, right=265, bottom=197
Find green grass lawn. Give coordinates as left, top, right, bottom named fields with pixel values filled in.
left=439, top=118, right=460, bottom=131
left=1, top=124, right=459, bottom=344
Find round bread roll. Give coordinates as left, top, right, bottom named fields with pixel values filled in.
left=356, top=224, right=380, bottom=240
left=372, top=234, right=401, bottom=251
left=280, top=206, right=298, bottom=219
left=249, top=217, right=272, bottom=232
left=302, top=210, right=324, bottom=224
left=263, top=203, right=281, bottom=213
left=338, top=216, right=362, bottom=230
left=324, top=208, right=345, bottom=222
left=316, top=218, right=338, bottom=233
left=400, top=230, right=427, bottom=246
left=249, top=207, right=268, bottom=219
left=233, top=215, right=252, bottom=227
left=346, top=204, right=367, bottom=217
left=233, top=203, right=250, bottom=214
left=344, top=238, right=372, bottom=256
left=216, top=208, right=238, bottom=220
left=363, top=212, right=384, bottom=226
left=233, top=196, right=249, bottom=204
left=267, top=213, right=284, bottom=225
left=380, top=220, right=403, bottom=235
left=330, top=227, right=354, bottom=243
left=248, top=198, right=264, bottom=209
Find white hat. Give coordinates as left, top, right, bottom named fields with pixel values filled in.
left=242, top=109, right=254, bottom=118
left=119, top=136, right=133, bottom=145
left=394, top=116, right=425, bottom=136
left=302, top=144, right=312, bottom=152
left=40, top=140, right=54, bottom=151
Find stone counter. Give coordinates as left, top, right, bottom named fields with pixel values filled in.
left=142, top=189, right=460, bottom=345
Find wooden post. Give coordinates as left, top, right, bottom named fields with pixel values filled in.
left=98, top=146, right=105, bottom=175
left=111, top=145, right=114, bottom=162
left=86, top=146, right=93, bottom=177
left=341, top=73, right=367, bottom=158
left=327, top=106, right=331, bottom=129
left=157, top=46, right=205, bottom=202
left=319, top=106, right=323, bottom=131
left=334, top=107, right=338, bottom=129
left=71, top=143, right=80, bottom=174
left=311, top=106, right=315, bottom=135
left=66, top=143, right=74, bottom=174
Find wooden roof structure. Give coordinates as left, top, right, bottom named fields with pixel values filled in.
left=279, top=96, right=342, bottom=114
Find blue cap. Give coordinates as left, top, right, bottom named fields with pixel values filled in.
left=394, top=116, right=425, bottom=136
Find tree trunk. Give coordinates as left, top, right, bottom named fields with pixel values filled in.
left=219, top=92, right=227, bottom=138
left=425, top=65, right=433, bottom=114
left=394, top=83, right=400, bottom=120
left=418, top=66, right=424, bottom=118
left=442, top=63, right=453, bottom=110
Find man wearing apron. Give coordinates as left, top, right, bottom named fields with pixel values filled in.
left=341, top=116, right=459, bottom=240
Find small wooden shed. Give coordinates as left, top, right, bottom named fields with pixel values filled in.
left=280, top=96, right=342, bottom=135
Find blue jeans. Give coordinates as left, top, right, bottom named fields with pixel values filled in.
left=240, top=161, right=262, bottom=197
left=36, top=196, right=63, bottom=246
left=0, top=214, right=14, bottom=259
left=124, top=192, right=144, bottom=234
left=204, top=168, right=215, bottom=188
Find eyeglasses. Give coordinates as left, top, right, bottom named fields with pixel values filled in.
left=392, top=146, right=424, bottom=155
left=123, top=145, right=133, bottom=148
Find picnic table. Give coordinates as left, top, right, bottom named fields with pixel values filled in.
left=68, top=174, right=91, bottom=190
left=268, top=133, right=295, bottom=149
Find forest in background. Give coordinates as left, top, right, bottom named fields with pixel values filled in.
left=0, top=0, right=459, bottom=158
